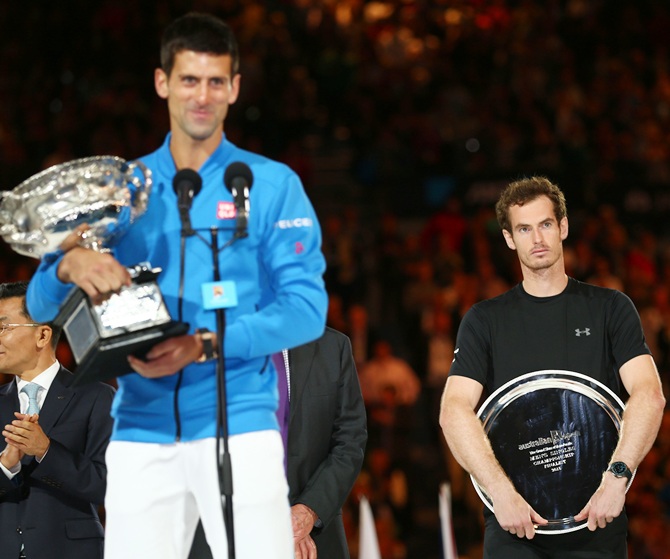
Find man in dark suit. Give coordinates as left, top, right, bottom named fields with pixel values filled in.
left=0, top=281, right=115, bottom=559
left=190, top=327, right=367, bottom=559
left=284, top=327, right=367, bottom=558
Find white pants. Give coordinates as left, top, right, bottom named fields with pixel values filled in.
left=104, top=431, right=293, bottom=559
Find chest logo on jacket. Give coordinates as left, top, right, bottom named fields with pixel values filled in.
left=217, top=201, right=236, bottom=219
left=575, top=328, right=591, bottom=337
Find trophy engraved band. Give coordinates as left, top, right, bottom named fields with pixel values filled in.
left=0, top=156, right=189, bottom=384
left=472, top=370, right=631, bottom=534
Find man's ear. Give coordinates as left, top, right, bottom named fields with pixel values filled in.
left=560, top=217, right=569, bottom=241
left=502, top=229, right=516, bottom=251
left=155, top=68, right=169, bottom=99
left=36, top=325, right=52, bottom=349
left=227, top=73, right=241, bottom=105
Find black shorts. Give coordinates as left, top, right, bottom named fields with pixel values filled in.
left=482, top=512, right=628, bottom=559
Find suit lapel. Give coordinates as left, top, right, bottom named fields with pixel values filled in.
left=0, top=380, right=20, bottom=427
left=288, top=340, right=318, bottom=424
left=37, top=368, right=75, bottom=435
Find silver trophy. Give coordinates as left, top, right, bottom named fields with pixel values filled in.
left=0, top=155, right=149, bottom=257
left=0, top=156, right=188, bottom=384
left=472, top=370, right=631, bottom=534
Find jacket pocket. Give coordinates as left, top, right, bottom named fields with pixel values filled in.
left=65, top=518, right=104, bottom=540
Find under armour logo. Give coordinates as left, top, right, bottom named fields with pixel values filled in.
left=575, top=328, right=591, bottom=337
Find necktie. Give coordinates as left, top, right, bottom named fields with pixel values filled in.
left=271, top=352, right=290, bottom=473
left=21, top=382, right=42, bottom=415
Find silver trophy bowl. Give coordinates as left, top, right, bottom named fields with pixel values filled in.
left=0, top=155, right=151, bottom=258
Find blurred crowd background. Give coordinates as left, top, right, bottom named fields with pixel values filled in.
left=1, top=1, right=670, bottom=558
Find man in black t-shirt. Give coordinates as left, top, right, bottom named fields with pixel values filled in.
left=439, top=176, right=666, bottom=558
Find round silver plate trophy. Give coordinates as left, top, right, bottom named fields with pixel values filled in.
left=472, top=370, right=632, bottom=534
left=0, top=156, right=188, bottom=384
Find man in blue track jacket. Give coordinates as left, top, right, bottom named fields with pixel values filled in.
left=26, top=12, right=327, bottom=559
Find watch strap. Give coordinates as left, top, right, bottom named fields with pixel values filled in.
left=196, top=328, right=217, bottom=363
left=607, top=461, right=633, bottom=482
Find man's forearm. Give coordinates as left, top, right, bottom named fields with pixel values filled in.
left=440, top=396, right=513, bottom=499
left=441, top=390, right=550, bottom=537
left=610, top=388, right=665, bottom=470
left=614, top=355, right=666, bottom=471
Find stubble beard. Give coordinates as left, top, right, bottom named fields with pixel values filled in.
left=523, top=250, right=561, bottom=273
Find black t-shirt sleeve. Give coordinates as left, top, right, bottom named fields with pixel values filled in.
left=449, top=305, right=490, bottom=386
left=608, top=290, right=651, bottom=369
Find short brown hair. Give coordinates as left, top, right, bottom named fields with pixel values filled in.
left=160, top=12, right=239, bottom=77
left=495, top=176, right=567, bottom=232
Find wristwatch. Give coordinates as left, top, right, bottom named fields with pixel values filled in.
left=607, top=461, right=633, bottom=482
left=195, top=328, right=218, bottom=363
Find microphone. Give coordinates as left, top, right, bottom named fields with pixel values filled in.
left=173, top=169, right=202, bottom=236
left=224, top=162, right=253, bottom=238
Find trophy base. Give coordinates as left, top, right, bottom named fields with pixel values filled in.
left=70, top=320, right=190, bottom=385
left=53, top=264, right=190, bottom=385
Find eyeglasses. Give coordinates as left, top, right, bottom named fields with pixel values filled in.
left=0, top=323, right=41, bottom=336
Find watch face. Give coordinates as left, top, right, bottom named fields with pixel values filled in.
left=611, top=462, right=627, bottom=476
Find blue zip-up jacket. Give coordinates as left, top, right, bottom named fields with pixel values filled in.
left=27, top=134, right=328, bottom=443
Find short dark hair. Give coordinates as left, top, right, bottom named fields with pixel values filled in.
left=160, top=12, right=239, bottom=77
left=495, top=176, right=567, bottom=233
left=0, top=281, right=61, bottom=348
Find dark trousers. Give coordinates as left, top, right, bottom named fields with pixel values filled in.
left=189, top=521, right=213, bottom=559
left=483, top=512, right=628, bottom=559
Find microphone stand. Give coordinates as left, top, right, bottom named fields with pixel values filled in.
left=210, top=226, right=236, bottom=559
left=185, top=198, right=247, bottom=559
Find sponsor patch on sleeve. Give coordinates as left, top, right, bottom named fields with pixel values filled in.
left=274, top=217, right=313, bottom=229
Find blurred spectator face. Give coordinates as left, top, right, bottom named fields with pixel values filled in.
left=380, top=385, right=398, bottom=407
left=327, top=294, right=347, bottom=329
left=432, top=308, right=452, bottom=333
left=416, top=259, right=434, bottom=281
left=368, top=447, right=391, bottom=475
left=348, top=303, right=368, bottom=329
left=154, top=51, right=240, bottom=143
left=372, top=339, right=394, bottom=359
